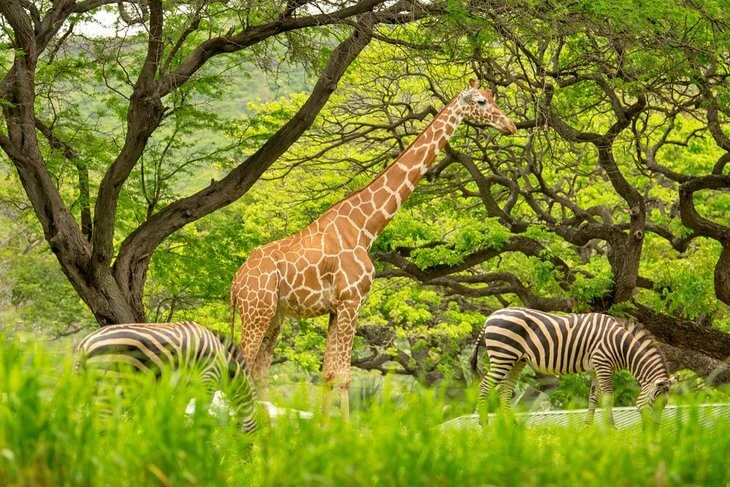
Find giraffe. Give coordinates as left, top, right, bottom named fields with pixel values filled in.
left=230, top=79, right=517, bottom=419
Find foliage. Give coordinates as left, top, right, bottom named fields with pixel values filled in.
left=0, top=170, right=96, bottom=336
left=0, top=338, right=252, bottom=485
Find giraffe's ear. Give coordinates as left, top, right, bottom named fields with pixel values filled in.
left=469, top=78, right=480, bottom=89
left=461, top=82, right=479, bottom=103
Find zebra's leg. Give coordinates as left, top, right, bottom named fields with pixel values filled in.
left=476, top=357, right=516, bottom=426
left=220, top=364, right=260, bottom=434
left=585, top=375, right=599, bottom=425
left=197, top=365, right=230, bottom=425
left=94, top=369, right=146, bottom=425
left=594, top=365, right=616, bottom=427
left=93, top=378, right=117, bottom=424
left=496, top=361, right=526, bottom=410
left=636, top=389, right=663, bottom=431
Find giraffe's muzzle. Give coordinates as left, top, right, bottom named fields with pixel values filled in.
left=500, top=120, right=518, bottom=135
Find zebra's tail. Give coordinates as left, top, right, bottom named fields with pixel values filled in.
left=229, top=288, right=237, bottom=342
left=72, top=353, right=83, bottom=375
left=470, top=325, right=487, bottom=379
left=71, top=341, right=85, bottom=375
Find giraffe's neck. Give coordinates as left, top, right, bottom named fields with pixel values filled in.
left=324, top=96, right=466, bottom=250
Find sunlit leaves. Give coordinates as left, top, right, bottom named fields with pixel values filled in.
left=570, top=263, right=614, bottom=304
left=647, top=239, right=721, bottom=320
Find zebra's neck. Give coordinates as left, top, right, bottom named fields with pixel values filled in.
left=617, top=329, right=669, bottom=388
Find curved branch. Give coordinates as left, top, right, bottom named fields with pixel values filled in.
left=373, top=235, right=574, bottom=285
left=34, top=118, right=92, bottom=240
left=157, top=0, right=388, bottom=96
left=113, top=24, right=375, bottom=311
left=706, top=94, right=730, bottom=152
left=657, top=343, right=730, bottom=386
left=678, top=175, right=730, bottom=241
left=91, top=0, right=165, bottom=275
left=633, top=303, right=730, bottom=362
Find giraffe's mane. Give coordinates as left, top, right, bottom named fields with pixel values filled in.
left=321, top=94, right=461, bottom=213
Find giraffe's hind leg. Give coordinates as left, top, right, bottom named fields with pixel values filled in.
left=251, top=311, right=283, bottom=400
left=233, top=262, right=280, bottom=387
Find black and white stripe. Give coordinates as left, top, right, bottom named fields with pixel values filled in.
left=73, top=321, right=258, bottom=433
left=470, top=308, right=675, bottom=425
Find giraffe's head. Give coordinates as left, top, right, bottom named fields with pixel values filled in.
left=459, top=79, right=517, bottom=135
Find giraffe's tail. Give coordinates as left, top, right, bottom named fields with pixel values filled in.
left=469, top=324, right=487, bottom=379
left=229, top=288, right=237, bottom=342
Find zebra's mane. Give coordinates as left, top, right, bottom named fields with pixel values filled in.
left=615, top=318, right=669, bottom=370
left=209, top=328, right=250, bottom=370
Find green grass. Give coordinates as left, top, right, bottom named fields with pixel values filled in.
left=1, top=339, right=729, bottom=486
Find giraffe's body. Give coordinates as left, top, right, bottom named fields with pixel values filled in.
left=230, top=81, right=517, bottom=418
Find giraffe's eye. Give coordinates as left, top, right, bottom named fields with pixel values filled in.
left=477, top=99, right=487, bottom=105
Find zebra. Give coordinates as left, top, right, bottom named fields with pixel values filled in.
left=73, top=321, right=259, bottom=433
left=470, top=308, right=677, bottom=426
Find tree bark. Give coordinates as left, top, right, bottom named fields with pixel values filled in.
left=633, top=304, right=730, bottom=365
left=678, top=175, right=730, bottom=306
left=657, top=343, right=730, bottom=386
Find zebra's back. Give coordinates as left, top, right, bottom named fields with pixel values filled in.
left=483, top=308, right=620, bottom=375
left=73, top=322, right=220, bottom=376
left=73, top=321, right=259, bottom=433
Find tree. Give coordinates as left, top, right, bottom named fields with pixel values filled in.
left=0, top=0, right=439, bottom=325
left=241, top=0, right=730, bottom=384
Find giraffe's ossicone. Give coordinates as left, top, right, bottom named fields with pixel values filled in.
left=230, top=79, right=517, bottom=419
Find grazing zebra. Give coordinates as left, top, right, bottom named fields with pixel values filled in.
left=73, top=321, right=259, bottom=433
left=470, top=308, right=676, bottom=426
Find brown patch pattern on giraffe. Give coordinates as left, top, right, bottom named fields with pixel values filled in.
left=230, top=80, right=517, bottom=419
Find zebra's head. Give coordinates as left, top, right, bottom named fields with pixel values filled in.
left=638, top=374, right=680, bottom=416
left=648, top=374, right=680, bottom=401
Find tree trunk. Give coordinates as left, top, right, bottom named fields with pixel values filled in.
left=633, top=304, right=730, bottom=366
left=714, top=244, right=730, bottom=305
left=657, top=343, right=730, bottom=386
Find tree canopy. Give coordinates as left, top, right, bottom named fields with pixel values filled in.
left=1, top=0, right=729, bottom=387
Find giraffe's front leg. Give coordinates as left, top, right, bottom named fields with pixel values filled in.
left=322, top=299, right=361, bottom=421
left=321, top=312, right=338, bottom=419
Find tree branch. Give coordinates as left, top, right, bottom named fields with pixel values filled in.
left=113, top=23, right=376, bottom=310
left=157, top=0, right=388, bottom=97
left=34, top=118, right=92, bottom=241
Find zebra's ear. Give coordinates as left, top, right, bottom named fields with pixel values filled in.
left=655, top=375, right=679, bottom=391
